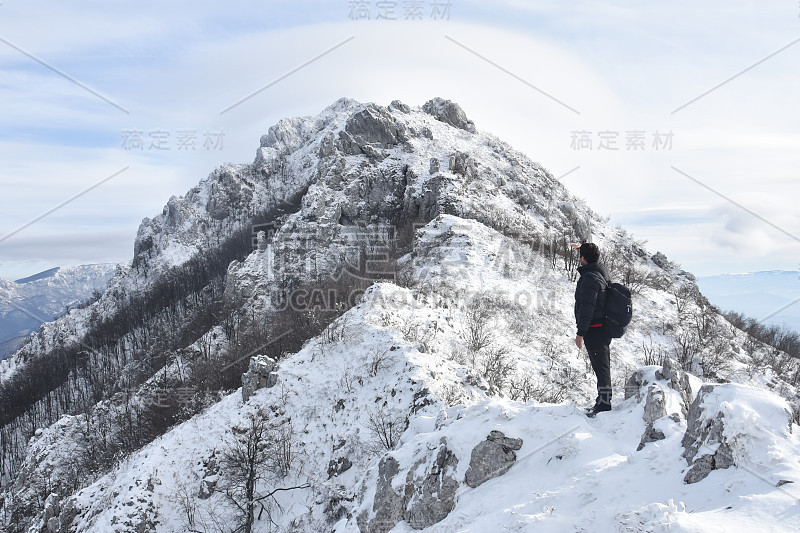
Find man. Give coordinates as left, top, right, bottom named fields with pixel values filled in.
left=572, top=242, right=612, bottom=417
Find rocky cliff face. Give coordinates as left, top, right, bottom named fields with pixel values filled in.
left=3, top=98, right=800, bottom=533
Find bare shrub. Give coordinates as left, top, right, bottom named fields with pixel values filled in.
left=479, top=345, right=514, bottom=394
left=641, top=337, right=668, bottom=367
left=363, top=406, right=407, bottom=452
left=439, top=384, right=467, bottom=407
left=368, top=348, right=390, bottom=377
left=623, top=264, right=658, bottom=295
left=508, top=373, right=538, bottom=403
left=505, top=305, right=537, bottom=346
left=509, top=375, right=568, bottom=404
left=508, top=365, right=581, bottom=404
left=319, top=306, right=349, bottom=346
left=671, top=283, right=699, bottom=321
left=699, top=348, right=732, bottom=380
left=400, top=316, right=439, bottom=354
left=271, top=420, right=294, bottom=478
left=671, top=329, right=699, bottom=373
left=457, top=297, right=496, bottom=353
left=168, top=473, right=218, bottom=533
left=338, top=368, right=359, bottom=394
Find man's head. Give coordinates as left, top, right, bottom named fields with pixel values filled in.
left=579, top=242, right=600, bottom=264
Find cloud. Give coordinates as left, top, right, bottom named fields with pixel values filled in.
left=0, top=1, right=798, bottom=279
left=0, top=229, right=134, bottom=280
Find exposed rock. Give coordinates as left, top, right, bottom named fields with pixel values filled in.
left=256, top=230, right=268, bottom=251
left=345, top=104, right=407, bottom=149
left=360, top=455, right=404, bottom=533
left=390, top=100, right=411, bottom=113
left=412, top=387, right=434, bottom=414
left=681, top=384, right=793, bottom=484
left=198, top=478, right=216, bottom=500
left=624, top=369, right=646, bottom=401
left=198, top=452, right=220, bottom=499
left=359, top=440, right=460, bottom=532
left=404, top=444, right=459, bottom=530
left=464, top=430, right=523, bottom=488
left=637, top=415, right=681, bottom=452
left=448, top=152, right=479, bottom=182
left=626, top=359, right=693, bottom=417
left=260, top=116, right=309, bottom=153
left=682, top=385, right=734, bottom=483
left=683, top=438, right=735, bottom=485
left=318, top=131, right=337, bottom=158
left=651, top=251, right=671, bottom=270
left=422, top=97, right=477, bottom=133
left=337, top=130, right=364, bottom=156
left=637, top=422, right=666, bottom=451
left=656, top=358, right=693, bottom=416
left=643, top=383, right=668, bottom=425
left=241, top=355, right=278, bottom=402
left=324, top=486, right=354, bottom=524
left=199, top=474, right=219, bottom=499
left=57, top=497, right=79, bottom=533
left=43, top=493, right=60, bottom=521
left=328, top=457, right=353, bottom=479
left=402, top=175, right=445, bottom=222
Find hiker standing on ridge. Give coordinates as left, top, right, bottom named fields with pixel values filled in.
left=571, top=242, right=613, bottom=416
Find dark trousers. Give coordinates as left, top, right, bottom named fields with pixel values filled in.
left=585, top=326, right=612, bottom=407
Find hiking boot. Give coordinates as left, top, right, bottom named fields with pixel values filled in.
left=586, top=402, right=612, bottom=418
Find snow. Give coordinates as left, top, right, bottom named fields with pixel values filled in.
left=0, top=262, right=117, bottom=370
left=58, top=217, right=800, bottom=532
left=6, top=98, right=800, bottom=532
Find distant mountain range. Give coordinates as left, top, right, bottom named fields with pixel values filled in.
left=0, top=264, right=118, bottom=360
left=697, top=270, right=800, bottom=333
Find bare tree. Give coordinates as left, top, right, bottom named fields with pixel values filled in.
left=219, top=413, right=306, bottom=533
left=458, top=297, right=495, bottom=353
left=671, top=283, right=698, bottom=321
left=672, top=329, right=699, bottom=373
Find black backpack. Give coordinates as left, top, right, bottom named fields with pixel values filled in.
left=603, top=281, right=632, bottom=338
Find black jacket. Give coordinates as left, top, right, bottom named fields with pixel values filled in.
left=574, top=262, right=610, bottom=336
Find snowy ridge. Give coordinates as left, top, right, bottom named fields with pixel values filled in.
left=4, top=98, right=800, bottom=532
left=27, top=216, right=800, bottom=532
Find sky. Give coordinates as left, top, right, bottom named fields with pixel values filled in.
left=0, top=0, right=799, bottom=282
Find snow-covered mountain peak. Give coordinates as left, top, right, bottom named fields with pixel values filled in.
left=3, top=98, right=800, bottom=533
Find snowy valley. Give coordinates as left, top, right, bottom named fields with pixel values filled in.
left=0, top=264, right=117, bottom=361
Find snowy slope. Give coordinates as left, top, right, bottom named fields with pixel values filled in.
left=5, top=98, right=800, bottom=533
left=27, top=216, right=800, bottom=533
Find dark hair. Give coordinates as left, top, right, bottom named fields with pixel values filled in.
left=579, top=242, right=600, bottom=263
